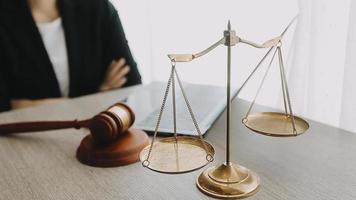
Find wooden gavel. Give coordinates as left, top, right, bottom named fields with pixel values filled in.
left=0, top=103, right=149, bottom=167
left=0, top=103, right=134, bottom=144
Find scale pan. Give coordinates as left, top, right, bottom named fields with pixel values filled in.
left=140, top=136, right=214, bottom=174
left=243, top=112, right=309, bottom=137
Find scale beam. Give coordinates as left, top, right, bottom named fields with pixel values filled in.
left=167, top=27, right=277, bottom=63
left=168, top=15, right=298, bottom=64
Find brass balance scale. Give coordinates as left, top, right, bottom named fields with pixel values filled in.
left=139, top=16, right=309, bottom=199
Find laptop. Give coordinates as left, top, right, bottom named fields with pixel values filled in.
left=127, top=82, right=234, bottom=136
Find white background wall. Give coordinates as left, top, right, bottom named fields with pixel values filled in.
left=109, top=0, right=356, bottom=134
left=112, top=0, right=298, bottom=109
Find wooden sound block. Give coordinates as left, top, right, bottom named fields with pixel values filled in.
left=76, top=128, right=149, bottom=167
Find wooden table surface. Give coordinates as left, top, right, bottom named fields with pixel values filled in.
left=1, top=84, right=356, bottom=200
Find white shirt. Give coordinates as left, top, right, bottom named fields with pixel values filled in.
left=37, top=18, right=70, bottom=97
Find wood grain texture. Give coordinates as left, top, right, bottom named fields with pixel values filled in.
left=1, top=84, right=356, bottom=200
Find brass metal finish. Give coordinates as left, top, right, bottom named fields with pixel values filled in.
left=197, top=163, right=260, bottom=199
left=262, top=36, right=282, bottom=48
left=142, top=17, right=303, bottom=199
left=167, top=54, right=194, bottom=62
left=225, top=21, right=233, bottom=164
left=167, top=37, right=226, bottom=62
left=243, top=112, right=309, bottom=137
left=140, top=136, right=215, bottom=174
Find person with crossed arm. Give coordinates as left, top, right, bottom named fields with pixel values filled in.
left=0, top=0, right=141, bottom=111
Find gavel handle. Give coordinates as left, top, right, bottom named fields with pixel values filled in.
left=0, top=120, right=91, bottom=135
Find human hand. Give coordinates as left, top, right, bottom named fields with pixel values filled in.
left=99, top=58, right=130, bottom=91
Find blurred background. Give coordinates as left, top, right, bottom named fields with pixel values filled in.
left=110, top=0, right=356, bottom=133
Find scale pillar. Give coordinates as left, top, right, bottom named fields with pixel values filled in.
left=196, top=21, right=261, bottom=199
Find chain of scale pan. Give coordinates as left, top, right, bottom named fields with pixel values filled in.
left=143, top=60, right=214, bottom=167
left=173, top=66, right=214, bottom=162
left=277, top=46, right=297, bottom=135
left=142, top=65, right=175, bottom=167
left=243, top=47, right=278, bottom=121
left=231, top=15, right=297, bottom=101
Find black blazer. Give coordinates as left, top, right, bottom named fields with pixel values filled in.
left=0, top=0, right=142, bottom=112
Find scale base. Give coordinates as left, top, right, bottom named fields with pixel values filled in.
left=196, top=162, right=260, bottom=199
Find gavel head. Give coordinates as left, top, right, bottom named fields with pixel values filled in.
left=89, top=103, right=135, bottom=144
